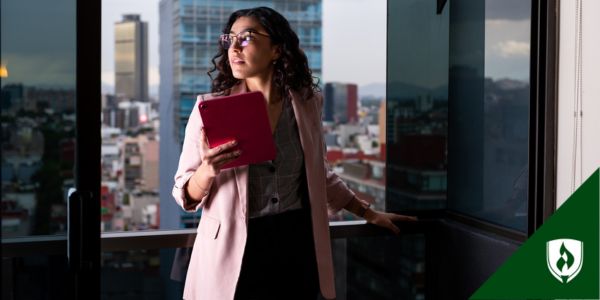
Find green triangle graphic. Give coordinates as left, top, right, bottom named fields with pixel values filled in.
left=470, top=169, right=600, bottom=299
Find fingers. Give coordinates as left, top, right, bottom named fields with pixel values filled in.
left=205, top=140, right=238, bottom=160
left=200, top=128, right=210, bottom=151
left=392, top=214, right=418, bottom=222
left=387, top=222, right=401, bottom=235
left=213, top=149, right=242, bottom=166
left=199, top=131, right=240, bottom=173
left=376, top=214, right=413, bottom=236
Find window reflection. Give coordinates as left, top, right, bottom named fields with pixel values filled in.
left=386, top=0, right=449, bottom=212
left=1, top=0, right=76, bottom=237
left=447, top=0, right=530, bottom=232
left=386, top=0, right=530, bottom=232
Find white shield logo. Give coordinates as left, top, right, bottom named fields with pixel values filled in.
left=546, top=239, right=584, bottom=283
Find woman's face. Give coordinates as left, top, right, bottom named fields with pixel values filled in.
left=227, top=16, right=279, bottom=80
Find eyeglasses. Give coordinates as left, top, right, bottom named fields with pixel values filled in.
left=219, top=30, right=270, bottom=49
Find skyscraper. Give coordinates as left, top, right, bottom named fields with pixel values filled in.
left=159, top=0, right=323, bottom=229
left=115, top=14, right=148, bottom=102
left=324, top=82, right=358, bottom=124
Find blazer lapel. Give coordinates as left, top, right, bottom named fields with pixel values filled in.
left=229, top=82, right=249, bottom=219
left=290, top=90, right=328, bottom=213
left=290, top=90, right=318, bottom=162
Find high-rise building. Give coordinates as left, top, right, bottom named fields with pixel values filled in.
left=379, top=100, right=386, bottom=159
left=159, top=0, right=323, bottom=229
left=121, top=139, right=142, bottom=190
left=115, top=14, right=148, bottom=102
left=0, top=84, right=23, bottom=113
left=324, top=82, right=358, bottom=124
left=141, top=139, right=159, bottom=192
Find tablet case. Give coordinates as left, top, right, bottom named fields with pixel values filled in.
left=198, top=91, right=276, bottom=170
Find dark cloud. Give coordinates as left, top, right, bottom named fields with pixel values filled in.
left=1, top=0, right=76, bottom=86
left=486, top=0, right=531, bottom=21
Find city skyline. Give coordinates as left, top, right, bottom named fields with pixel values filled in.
left=2, top=0, right=531, bottom=96
left=2, top=0, right=536, bottom=236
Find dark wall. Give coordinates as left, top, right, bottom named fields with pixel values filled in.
left=426, top=219, right=521, bottom=299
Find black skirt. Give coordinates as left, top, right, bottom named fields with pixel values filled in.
left=234, top=206, right=320, bottom=300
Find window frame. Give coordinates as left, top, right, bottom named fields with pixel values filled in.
left=526, top=0, right=559, bottom=237
left=438, top=0, right=559, bottom=239
left=70, top=0, right=102, bottom=295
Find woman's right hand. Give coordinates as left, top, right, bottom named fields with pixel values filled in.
left=198, top=128, right=241, bottom=178
left=185, top=129, right=241, bottom=203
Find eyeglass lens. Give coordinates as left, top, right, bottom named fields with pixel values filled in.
left=220, top=32, right=252, bottom=49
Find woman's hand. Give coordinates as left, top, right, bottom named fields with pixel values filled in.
left=363, top=209, right=418, bottom=235
left=185, top=128, right=241, bottom=202
left=198, top=128, right=241, bottom=178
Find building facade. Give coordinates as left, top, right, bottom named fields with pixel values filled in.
left=324, top=82, right=358, bottom=124
left=115, top=14, right=149, bottom=102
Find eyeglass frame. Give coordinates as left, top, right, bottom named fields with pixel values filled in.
left=219, top=30, right=271, bottom=49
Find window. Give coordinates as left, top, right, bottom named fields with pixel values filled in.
left=387, top=0, right=530, bottom=233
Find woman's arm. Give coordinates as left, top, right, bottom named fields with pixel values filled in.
left=183, top=132, right=240, bottom=207
left=343, top=195, right=372, bottom=218
left=183, top=168, right=214, bottom=210
left=172, top=96, right=240, bottom=212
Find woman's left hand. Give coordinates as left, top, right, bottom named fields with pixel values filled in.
left=363, top=209, right=418, bottom=235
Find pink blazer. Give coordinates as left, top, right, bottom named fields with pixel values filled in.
left=172, top=83, right=365, bottom=300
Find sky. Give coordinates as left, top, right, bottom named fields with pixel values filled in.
left=2, top=0, right=531, bottom=97
left=1, top=0, right=76, bottom=88
left=100, top=0, right=387, bottom=97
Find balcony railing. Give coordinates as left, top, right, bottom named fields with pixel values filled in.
left=2, top=220, right=428, bottom=257
left=2, top=219, right=432, bottom=300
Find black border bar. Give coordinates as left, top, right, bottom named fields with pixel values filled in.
left=73, top=0, right=101, bottom=297
left=528, top=0, right=559, bottom=237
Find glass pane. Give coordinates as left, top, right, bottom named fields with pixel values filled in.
left=1, top=0, right=76, bottom=237
left=98, top=234, right=425, bottom=299
left=321, top=0, right=387, bottom=220
left=2, top=255, right=70, bottom=298
left=447, top=0, right=530, bottom=232
left=386, top=0, right=449, bottom=212
left=101, top=1, right=159, bottom=232
left=101, top=248, right=185, bottom=299
left=340, top=234, right=426, bottom=299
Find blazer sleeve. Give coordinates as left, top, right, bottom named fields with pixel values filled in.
left=314, top=93, right=370, bottom=215
left=172, top=95, right=210, bottom=213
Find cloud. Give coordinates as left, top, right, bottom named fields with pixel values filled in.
left=149, top=66, right=160, bottom=86
left=486, top=0, right=531, bottom=21
left=495, top=40, right=530, bottom=58
left=101, top=71, right=115, bottom=87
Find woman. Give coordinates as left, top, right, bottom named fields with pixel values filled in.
left=172, top=7, right=417, bottom=300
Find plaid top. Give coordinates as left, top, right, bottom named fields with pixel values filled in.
left=247, top=95, right=305, bottom=219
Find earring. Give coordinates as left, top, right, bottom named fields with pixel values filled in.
left=272, top=60, right=277, bottom=65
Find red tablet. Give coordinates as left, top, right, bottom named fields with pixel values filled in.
left=198, top=91, right=276, bottom=170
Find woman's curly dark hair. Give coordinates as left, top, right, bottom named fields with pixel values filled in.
left=207, top=7, right=320, bottom=99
